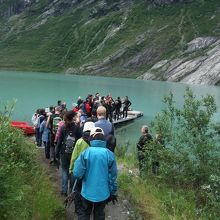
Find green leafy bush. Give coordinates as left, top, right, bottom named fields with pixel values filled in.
left=142, top=87, right=220, bottom=218
left=0, top=111, right=64, bottom=219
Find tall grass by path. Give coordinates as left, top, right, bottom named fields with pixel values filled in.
left=0, top=114, right=65, bottom=220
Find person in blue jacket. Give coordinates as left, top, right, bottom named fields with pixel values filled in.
left=73, top=127, right=118, bottom=220
left=40, top=114, right=50, bottom=159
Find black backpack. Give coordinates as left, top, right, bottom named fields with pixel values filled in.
left=63, top=129, right=76, bottom=154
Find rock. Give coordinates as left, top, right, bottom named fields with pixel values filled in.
left=139, top=37, right=220, bottom=85
left=150, top=0, right=193, bottom=6
left=186, top=37, right=217, bottom=53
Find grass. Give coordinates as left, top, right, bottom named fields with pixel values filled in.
left=0, top=0, right=220, bottom=78
left=0, top=115, right=65, bottom=220
left=117, top=155, right=198, bottom=220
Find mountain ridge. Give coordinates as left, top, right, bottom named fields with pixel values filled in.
left=0, top=0, right=219, bottom=85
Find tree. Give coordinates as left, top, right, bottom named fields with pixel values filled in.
left=144, top=87, right=220, bottom=218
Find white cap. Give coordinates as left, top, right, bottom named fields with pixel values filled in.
left=72, top=103, right=77, bottom=107
left=90, top=127, right=104, bottom=136
left=83, top=121, right=95, bottom=132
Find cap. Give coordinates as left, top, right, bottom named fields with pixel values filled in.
left=90, top=127, right=104, bottom=136
left=83, top=121, right=95, bottom=132
left=72, top=103, right=77, bottom=107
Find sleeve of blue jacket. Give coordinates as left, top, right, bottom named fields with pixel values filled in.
left=108, top=154, right=118, bottom=195
left=40, top=120, right=45, bottom=133
left=73, top=151, right=86, bottom=180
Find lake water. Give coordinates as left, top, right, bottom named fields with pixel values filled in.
left=0, top=70, right=219, bottom=148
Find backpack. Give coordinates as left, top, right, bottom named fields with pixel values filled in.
left=85, top=102, right=91, bottom=114
left=63, top=129, right=76, bottom=154
left=53, top=116, right=62, bottom=134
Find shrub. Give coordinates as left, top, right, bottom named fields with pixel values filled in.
left=142, top=87, right=220, bottom=218
left=0, top=110, right=64, bottom=219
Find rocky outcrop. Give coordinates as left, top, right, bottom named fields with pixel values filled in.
left=0, top=0, right=33, bottom=18
left=150, top=0, right=193, bottom=5
left=138, top=37, right=220, bottom=85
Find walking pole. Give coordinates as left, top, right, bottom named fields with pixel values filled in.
left=64, top=179, right=78, bottom=208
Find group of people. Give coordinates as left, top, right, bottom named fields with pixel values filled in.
left=31, top=93, right=161, bottom=219
left=31, top=93, right=129, bottom=219
left=73, top=93, right=132, bottom=122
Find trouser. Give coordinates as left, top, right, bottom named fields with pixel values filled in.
left=36, top=128, right=42, bottom=146
left=43, top=141, right=50, bottom=159
left=49, top=133, right=55, bottom=161
left=123, top=107, right=128, bottom=118
left=137, top=152, right=146, bottom=177
left=152, top=161, right=159, bottom=175
left=108, top=112, right=113, bottom=122
left=73, top=178, right=83, bottom=215
left=78, top=197, right=106, bottom=220
left=115, top=108, right=120, bottom=120
left=61, top=167, right=73, bottom=194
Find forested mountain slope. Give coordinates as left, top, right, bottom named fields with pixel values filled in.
left=0, top=0, right=219, bottom=85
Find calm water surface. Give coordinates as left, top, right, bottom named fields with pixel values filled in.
left=0, top=71, right=219, bottom=148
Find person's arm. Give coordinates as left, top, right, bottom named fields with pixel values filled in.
left=108, top=154, right=118, bottom=196
left=46, top=115, right=51, bottom=128
left=40, top=121, right=45, bottom=133
left=55, top=126, right=64, bottom=158
left=137, top=136, right=144, bottom=151
left=69, top=140, right=80, bottom=174
left=128, top=100, right=132, bottom=108
left=73, top=151, right=86, bottom=180
left=54, top=122, right=63, bottom=144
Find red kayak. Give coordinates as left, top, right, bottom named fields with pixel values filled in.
left=11, top=121, right=35, bottom=135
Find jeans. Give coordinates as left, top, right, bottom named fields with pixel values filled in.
left=73, top=178, right=83, bottom=215
left=78, top=197, right=106, bottom=220
left=35, top=128, right=42, bottom=146
left=43, top=141, right=50, bottom=159
left=61, top=167, right=73, bottom=194
left=49, top=133, right=55, bottom=161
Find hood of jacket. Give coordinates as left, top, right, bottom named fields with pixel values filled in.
left=90, top=140, right=107, bottom=148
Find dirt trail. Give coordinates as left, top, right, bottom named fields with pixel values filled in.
left=38, top=148, right=137, bottom=220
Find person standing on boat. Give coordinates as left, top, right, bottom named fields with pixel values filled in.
left=95, top=106, right=114, bottom=137
left=122, top=96, right=132, bottom=118
left=137, top=125, right=153, bottom=175
left=114, top=97, right=122, bottom=120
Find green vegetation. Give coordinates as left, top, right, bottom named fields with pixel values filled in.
left=117, top=88, right=220, bottom=219
left=0, top=103, right=64, bottom=220
left=0, top=0, right=220, bottom=77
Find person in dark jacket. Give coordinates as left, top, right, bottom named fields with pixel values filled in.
left=137, top=125, right=153, bottom=175
left=74, top=127, right=117, bottom=220
left=114, top=97, right=122, bottom=120
left=122, top=96, right=131, bottom=118
left=56, top=110, right=82, bottom=196
left=106, top=134, right=116, bottom=153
